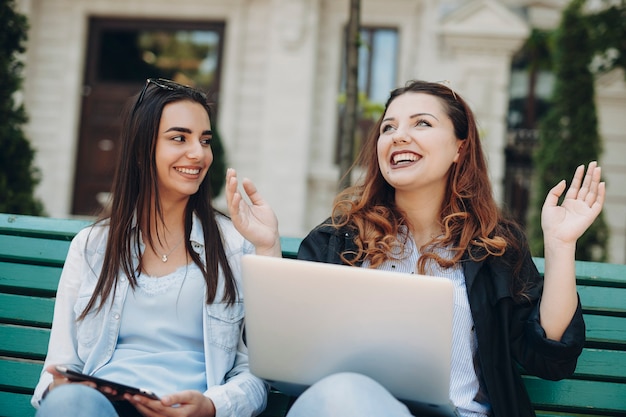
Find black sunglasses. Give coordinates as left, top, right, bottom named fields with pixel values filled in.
left=131, top=78, right=207, bottom=115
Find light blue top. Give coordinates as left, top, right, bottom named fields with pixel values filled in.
left=361, top=228, right=491, bottom=417
left=32, top=213, right=268, bottom=417
left=95, top=263, right=207, bottom=396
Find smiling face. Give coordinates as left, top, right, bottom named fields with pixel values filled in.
left=154, top=100, right=213, bottom=202
left=377, top=92, right=463, bottom=197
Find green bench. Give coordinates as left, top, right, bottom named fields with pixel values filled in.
left=1, top=213, right=625, bottom=417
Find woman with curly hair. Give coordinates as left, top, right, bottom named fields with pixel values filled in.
left=292, top=80, right=605, bottom=417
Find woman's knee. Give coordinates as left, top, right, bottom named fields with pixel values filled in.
left=308, top=372, right=386, bottom=399
left=287, top=372, right=412, bottom=417
left=37, top=384, right=117, bottom=417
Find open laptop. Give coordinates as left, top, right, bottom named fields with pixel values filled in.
left=241, top=255, right=458, bottom=417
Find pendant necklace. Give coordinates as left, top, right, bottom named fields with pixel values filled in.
left=160, top=238, right=184, bottom=263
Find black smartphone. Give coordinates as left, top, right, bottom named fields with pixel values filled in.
left=54, top=365, right=160, bottom=400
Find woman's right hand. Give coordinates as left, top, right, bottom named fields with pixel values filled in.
left=44, top=365, right=111, bottom=397
left=44, top=365, right=92, bottom=394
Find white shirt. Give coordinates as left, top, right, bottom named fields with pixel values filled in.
left=361, top=230, right=491, bottom=417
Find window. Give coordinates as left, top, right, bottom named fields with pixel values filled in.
left=96, top=21, right=224, bottom=94
left=355, top=28, right=399, bottom=104
left=336, top=27, right=399, bottom=162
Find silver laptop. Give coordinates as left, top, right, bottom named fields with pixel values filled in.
left=241, top=255, right=458, bottom=416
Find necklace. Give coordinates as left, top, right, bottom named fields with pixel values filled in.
left=160, top=238, right=184, bottom=262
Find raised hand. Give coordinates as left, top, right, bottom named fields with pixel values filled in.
left=225, top=168, right=281, bottom=256
left=539, top=162, right=605, bottom=340
left=541, top=161, right=605, bottom=246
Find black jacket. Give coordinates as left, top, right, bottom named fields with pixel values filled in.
left=297, top=220, right=585, bottom=417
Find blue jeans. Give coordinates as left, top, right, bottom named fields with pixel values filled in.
left=285, top=373, right=414, bottom=417
left=36, top=384, right=141, bottom=417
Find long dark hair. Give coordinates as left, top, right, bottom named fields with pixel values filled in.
left=78, top=82, right=237, bottom=320
left=332, top=80, right=526, bottom=291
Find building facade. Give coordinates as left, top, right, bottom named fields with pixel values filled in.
left=15, top=0, right=626, bottom=262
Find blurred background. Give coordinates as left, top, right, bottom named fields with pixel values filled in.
left=4, top=0, right=625, bottom=263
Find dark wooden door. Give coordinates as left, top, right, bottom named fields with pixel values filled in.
left=72, top=17, right=224, bottom=215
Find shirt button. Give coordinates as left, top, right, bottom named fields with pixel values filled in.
left=114, top=313, right=120, bottom=320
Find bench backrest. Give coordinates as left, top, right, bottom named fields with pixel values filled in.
left=525, top=258, right=626, bottom=416
left=0, top=214, right=92, bottom=416
left=1, top=213, right=625, bottom=417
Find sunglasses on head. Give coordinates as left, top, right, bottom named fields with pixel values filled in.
left=436, top=80, right=457, bottom=101
left=131, top=78, right=207, bottom=116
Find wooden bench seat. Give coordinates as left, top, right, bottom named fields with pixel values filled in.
left=1, top=213, right=625, bottom=417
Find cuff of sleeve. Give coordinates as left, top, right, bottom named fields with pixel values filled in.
left=32, top=373, right=54, bottom=408
left=526, top=295, right=586, bottom=361
left=205, top=385, right=232, bottom=417
left=41, top=385, right=51, bottom=401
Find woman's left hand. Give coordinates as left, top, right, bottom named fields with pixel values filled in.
left=541, top=161, right=605, bottom=246
left=126, top=390, right=215, bottom=417
left=225, top=168, right=281, bottom=256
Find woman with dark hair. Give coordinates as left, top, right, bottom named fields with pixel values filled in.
left=32, top=79, right=280, bottom=417
left=289, top=80, right=605, bottom=417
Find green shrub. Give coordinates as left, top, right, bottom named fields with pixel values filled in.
left=0, top=0, right=44, bottom=215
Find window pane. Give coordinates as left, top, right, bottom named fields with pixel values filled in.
left=358, top=30, right=371, bottom=94
left=336, top=26, right=398, bottom=163
left=370, top=29, right=398, bottom=103
left=98, top=28, right=222, bottom=90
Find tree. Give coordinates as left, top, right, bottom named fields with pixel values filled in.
left=0, top=0, right=44, bottom=215
left=529, top=0, right=608, bottom=261
left=516, top=28, right=552, bottom=129
left=337, top=0, right=360, bottom=191
left=587, top=0, right=626, bottom=77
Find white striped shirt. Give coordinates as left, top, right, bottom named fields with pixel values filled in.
left=361, top=231, right=491, bottom=417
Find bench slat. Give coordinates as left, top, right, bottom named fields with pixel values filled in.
left=0, top=262, right=61, bottom=295
left=573, top=261, right=626, bottom=287
left=578, top=285, right=626, bottom=316
left=0, top=294, right=55, bottom=327
left=524, top=376, right=626, bottom=415
left=0, top=325, right=50, bottom=360
left=533, top=257, right=626, bottom=287
left=0, top=214, right=90, bottom=239
left=0, top=391, right=36, bottom=417
left=535, top=413, right=612, bottom=417
left=574, top=348, right=626, bottom=382
left=584, top=315, right=626, bottom=348
left=0, top=235, right=71, bottom=266
left=0, top=359, right=42, bottom=393
left=279, top=237, right=300, bottom=259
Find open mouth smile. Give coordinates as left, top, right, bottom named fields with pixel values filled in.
left=391, top=152, right=420, bottom=166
